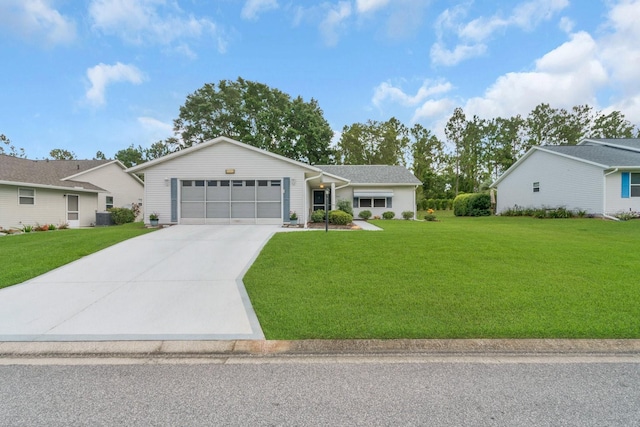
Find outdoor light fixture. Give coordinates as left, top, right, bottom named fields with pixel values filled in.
left=225, top=169, right=235, bottom=174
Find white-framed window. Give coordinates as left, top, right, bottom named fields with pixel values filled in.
left=359, top=198, right=387, bottom=208
left=18, top=188, right=35, bottom=205
left=631, top=173, right=640, bottom=197
left=106, top=196, right=114, bottom=209
left=533, top=182, right=540, bottom=193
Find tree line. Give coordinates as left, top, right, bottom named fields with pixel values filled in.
left=3, top=78, right=638, bottom=200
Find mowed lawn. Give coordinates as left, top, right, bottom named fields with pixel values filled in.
left=244, top=215, right=640, bottom=339
left=0, top=223, right=156, bottom=289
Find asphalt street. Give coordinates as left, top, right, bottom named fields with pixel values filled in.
left=1, top=357, right=639, bottom=426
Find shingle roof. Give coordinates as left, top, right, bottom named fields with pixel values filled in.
left=316, top=165, right=421, bottom=185
left=541, top=145, right=640, bottom=168
left=581, top=138, right=640, bottom=151
left=0, top=155, right=107, bottom=191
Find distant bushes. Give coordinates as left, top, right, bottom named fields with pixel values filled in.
left=453, top=193, right=491, bottom=217
left=417, top=198, right=453, bottom=211
left=501, top=205, right=593, bottom=219
left=108, top=207, right=136, bottom=225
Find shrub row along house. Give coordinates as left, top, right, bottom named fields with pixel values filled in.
left=492, top=138, right=640, bottom=217
left=0, top=155, right=143, bottom=230
left=127, top=136, right=421, bottom=226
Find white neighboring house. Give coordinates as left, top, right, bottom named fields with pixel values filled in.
left=126, top=136, right=421, bottom=226
left=491, top=138, right=640, bottom=217
left=0, top=155, right=144, bottom=229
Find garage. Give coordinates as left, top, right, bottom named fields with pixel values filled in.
left=180, top=179, right=282, bottom=224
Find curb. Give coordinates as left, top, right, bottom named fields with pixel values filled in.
left=1, top=339, right=640, bottom=358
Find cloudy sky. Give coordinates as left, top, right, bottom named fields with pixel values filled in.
left=1, top=0, right=639, bottom=159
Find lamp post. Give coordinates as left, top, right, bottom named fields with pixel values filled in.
left=324, top=187, right=329, bottom=233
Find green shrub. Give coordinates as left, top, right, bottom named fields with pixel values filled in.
left=454, top=193, right=491, bottom=216
left=336, top=199, right=353, bottom=215
left=329, top=210, right=353, bottom=225
left=382, top=211, right=395, bottom=220
left=425, top=199, right=436, bottom=209
left=424, top=213, right=437, bottom=221
left=358, top=210, right=372, bottom=220
left=402, top=211, right=414, bottom=220
left=108, top=207, right=136, bottom=225
left=311, top=209, right=325, bottom=223
left=22, top=224, right=33, bottom=233
left=48, top=224, right=56, bottom=230
left=614, top=210, right=640, bottom=221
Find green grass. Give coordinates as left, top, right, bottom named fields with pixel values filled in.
left=244, top=216, right=640, bottom=339
left=0, top=223, right=156, bottom=289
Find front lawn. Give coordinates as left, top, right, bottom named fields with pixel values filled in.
left=0, top=223, right=156, bottom=289
left=244, top=216, right=640, bottom=339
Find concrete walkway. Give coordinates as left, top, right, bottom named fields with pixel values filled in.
left=0, top=225, right=280, bottom=342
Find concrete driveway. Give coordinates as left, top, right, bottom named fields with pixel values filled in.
left=0, top=225, right=282, bottom=341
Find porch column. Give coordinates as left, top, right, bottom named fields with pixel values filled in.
left=331, top=182, right=336, bottom=210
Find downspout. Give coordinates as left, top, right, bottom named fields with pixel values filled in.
left=413, top=184, right=418, bottom=220
left=304, top=172, right=323, bottom=229
left=603, top=168, right=620, bottom=221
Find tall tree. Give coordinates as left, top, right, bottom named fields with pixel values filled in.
left=445, top=107, right=466, bottom=195
left=336, top=118, right=409, bottom=165
left=173, top=77, right=334, bottom=164
left=49, top=148, right=76, bottom=160
left=115, top=145, right=145, bottom=168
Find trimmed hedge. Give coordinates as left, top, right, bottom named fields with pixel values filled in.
left=453, top=193, right=491, bottom=217
left=311, top=209, right=325, bottom=223
left=358, top=210, right=372, bottom=220
left=329, top=210, right=353, bottom=225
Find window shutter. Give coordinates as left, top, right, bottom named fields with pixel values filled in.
left=353, top=197, right=358, bottom=208
left=171, top=178, right=178, bottom=222
left=283, top=177, right=290, bottom=221
left=621, top=172, right=630, bottom=198
left=387, top=197, right=392, bottom=208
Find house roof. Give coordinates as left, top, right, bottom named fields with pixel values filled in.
left=580, top=138, right=640, bottom=152
left=0, top=155, right=107, bottom=192
left=315, top=165, right=421, bottom=185
left=541, top=145, right=640, bottom=168
left=491, top=138, right=640, bottom=188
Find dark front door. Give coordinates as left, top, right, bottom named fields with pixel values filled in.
left=313, top=189, right=331, bottom=211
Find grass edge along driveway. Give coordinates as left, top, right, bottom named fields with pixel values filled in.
left=0, top=223, right=156, bottom=289
left=244, top=217, right=640, bottom=340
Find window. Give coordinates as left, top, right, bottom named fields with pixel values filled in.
left=19, top=188, right=35, bottom=205
left=245, top=180, right=255, bottom=187
left=106, top=196, right=114, bottom=209
left=233, top=180, right=243, bottom=187
left=533, top=182, right=540, bottom=193
left=631, top=173, right=640, bottom=197
left=358, top=198, right=387, bottom=208
left=194, top=180, right=205, bottom=187
left=207, top=180, right=217, bottom=187
left=182, top=181, right=192, bottom=187
left=220, top=180, right=230, bottom=187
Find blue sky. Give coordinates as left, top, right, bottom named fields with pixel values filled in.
left=1, top=0, right=640, bottom=160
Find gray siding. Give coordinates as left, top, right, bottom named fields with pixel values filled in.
left=496, top=150, right=604, bottom=214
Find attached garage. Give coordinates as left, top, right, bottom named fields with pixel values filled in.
left=180, top=179, right=282, bottom=224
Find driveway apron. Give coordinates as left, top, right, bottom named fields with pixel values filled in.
left=0, top=225, right=278, bottom=341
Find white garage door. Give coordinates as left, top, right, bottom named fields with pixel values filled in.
left=180, top=179, right=282, bottom=224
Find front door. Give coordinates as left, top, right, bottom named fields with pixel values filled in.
left=313, top=189, right=331, bottom=211
left=66, top=194, right=80, bottom=228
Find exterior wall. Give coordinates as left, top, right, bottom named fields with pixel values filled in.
left=334, top=185, right=417, bottom=219
left=141, top=141, right=310, bottom=225
left=495, top=150, right=604, bottom=214
left=0, top=184, right=98, bottom=229
left=77, top=162, right=144, bottom=213
left=605, top=171, right=640, bottom=214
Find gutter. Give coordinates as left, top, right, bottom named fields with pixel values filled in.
left=603, top=168, right=620, bottom=221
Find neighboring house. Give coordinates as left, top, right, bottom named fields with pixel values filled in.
left=0, top=155, right=144, bottom=229
left=126, top=136, right=421, bottom=226
left=491, top=138, right=640, bottom=217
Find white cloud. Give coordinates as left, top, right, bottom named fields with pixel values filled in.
left=432, top=0, right=569, bottom=66
left=373, top=80, right=453, bottom=107
left=412, top=99, right=457, bottom=123
left=86, top=62, right=145, bottom=106
left=558, top=16, right=574, bottom=33
left=89, top=0, right=226, bottom=55
left=463, top=31, right=606, bottom=119
left=0, top=0, right=76, bottom=46
left=319, top=1, right=352, bottom=46
left=356, top=0, right=390, bottom=14
left=241, top=0, right=279, bottom=21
